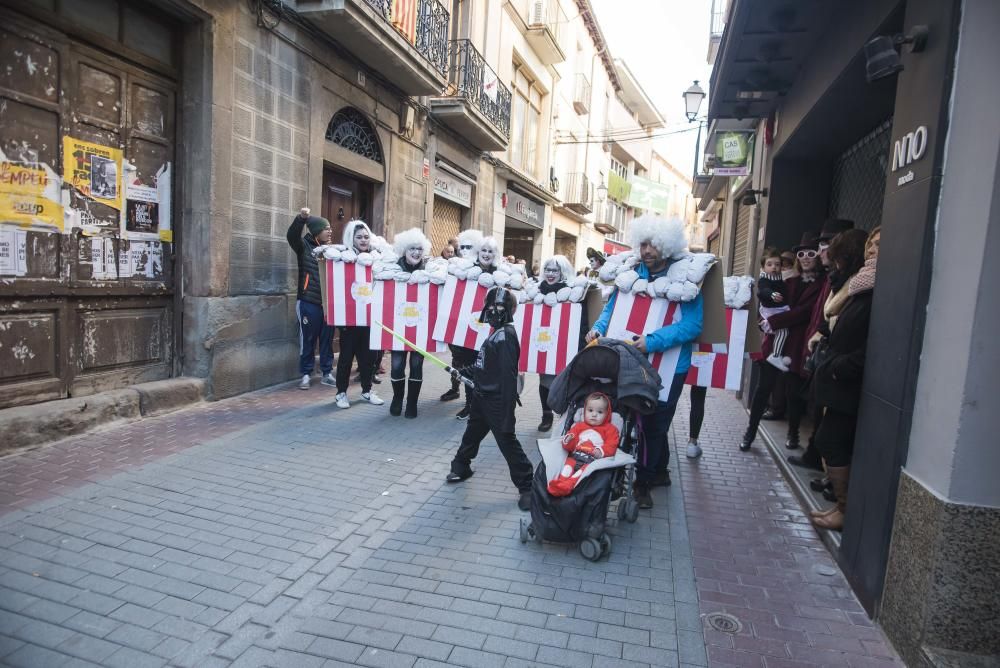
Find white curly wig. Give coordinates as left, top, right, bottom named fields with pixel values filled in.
left=543, top=254, right=574, bottom=283
left=392, top=227, right=431, bottom=257
left=343, top=219, right=373, bottom=248
left=628, top=214, right=689, bottom=259
left=456, top=229, right=485, bottom=258
left=479, top=236, right=499, bottom=253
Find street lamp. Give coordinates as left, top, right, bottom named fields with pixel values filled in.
left=596, top=182, right=608, bottom=203
left=682, top=80, right=707, bottom=182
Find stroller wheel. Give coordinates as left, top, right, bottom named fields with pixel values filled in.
left=616, top=500, right=628, bottom=521
left=579, top=537, right=601, bottom=562
left=599, top=533, right=612, bottom=557
left=624, top=499, right=640, bottom=524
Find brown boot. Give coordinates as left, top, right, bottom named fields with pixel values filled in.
left=812, top=466, right=849, bottom=531
left=810, top=506, right=838, bottom=519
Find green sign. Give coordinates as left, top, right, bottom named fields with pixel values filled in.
left=714, top=131, right=754, bottom=176
left=607, top=171, right=631, bottom=202
left=623, top=174, right=672, bottom=214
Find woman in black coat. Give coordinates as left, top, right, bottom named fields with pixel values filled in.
left=809, top=229, right=876, bottom=531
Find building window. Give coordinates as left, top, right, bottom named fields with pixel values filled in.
left=325, top=107, right=383, bottom=164
left=508, top=64, right=543, bottom=177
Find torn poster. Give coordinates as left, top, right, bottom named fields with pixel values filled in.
left=0, top=160, right=65, bottom=231
left=15, top=229, right=26, bottom=276
left=62, top=137, right=122, bottom=211
left=0, top=227, right=15, bottom=275
left=156, top=163, right=172, bottom=243
left=125, top=183, right=160, bottom=238
left=91, top=238, right=105, bottom=279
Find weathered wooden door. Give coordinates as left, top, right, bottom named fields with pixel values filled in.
left=0, top=7, right=178, bottom=409
left=322, top=167, right=373, bottom=243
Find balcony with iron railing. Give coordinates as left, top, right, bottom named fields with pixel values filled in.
left=562, top=172, right=593, bottom=214
left=524, top=0, right=566, bottom=65
left=295, top=0, right=450, bottom=95
left=573, top=73, right=591, bottom=115
left=429, top=40, right=512, bottom=151
left=706, top=0, right=727, bottom=64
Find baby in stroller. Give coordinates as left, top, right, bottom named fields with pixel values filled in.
left=548, top=392, right=620, bottom=497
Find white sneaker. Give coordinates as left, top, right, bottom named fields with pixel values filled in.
left=321, top=373, right=336, bottom=387
left=298, top=374, right=310, bottom=390
left=766, top=354, right=790, bottom=372
left=361, top=391, right=384, bottom=406
left=686, top=439, right=703, bottom=459
left=335, top=393, right=350, bottom=409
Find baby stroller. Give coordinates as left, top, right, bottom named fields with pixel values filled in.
left=519, top=339, right=662, bottom=561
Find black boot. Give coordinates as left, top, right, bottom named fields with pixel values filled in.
left=404, top=379, right=421, bottom=419
left=538, top=385, right=553, bottom=431
left=538, top=413, right=553, bottom=432
left=389, top=379, right=405, bottom=416
left=739, top=428, right=754, bottom=451
left=785, top=430, right=800, bottom=449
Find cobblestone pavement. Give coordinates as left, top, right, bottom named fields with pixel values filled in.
left=0, top=370, right=902, bottom=667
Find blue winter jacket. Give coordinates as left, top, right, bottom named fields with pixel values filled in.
left=592, top=261, right=704, bottom=374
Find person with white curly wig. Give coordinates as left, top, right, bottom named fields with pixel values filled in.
left=333, top=220, right=385, bottom=410
left=535, top=254, right=574, bottom=432
left=451, top=235, right=500, bottom=420
left=440, top=229, right=485, bottom=404
left=585, top=215, right=704, bottom=509
left=388, top=228, right=432, bottom=418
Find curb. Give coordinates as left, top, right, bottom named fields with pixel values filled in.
left=0, top=377, right=206, bottom=457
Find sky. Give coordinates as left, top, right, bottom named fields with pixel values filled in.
left=589, top=0, right=715, bottom=178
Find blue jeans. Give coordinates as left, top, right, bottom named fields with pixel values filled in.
left=296, top=300, right=335, bottom=375
left=636, top=372, right=687, bottom=484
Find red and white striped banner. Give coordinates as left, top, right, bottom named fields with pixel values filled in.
left=431, top=276, right=492, bottom=350
left=391, top=0, right=418, bottom=43
left=512, top=302, right=582, bottom=375
left=369, top=280, right=447, bottom=353
left=322, top=260, right=373, bottom=327
left=685, top=308, right=749, bottom=390
left=606, top=292, right=683, bottom=401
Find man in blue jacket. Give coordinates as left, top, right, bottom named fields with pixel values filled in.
left=586, top=216, right=703, bottom=508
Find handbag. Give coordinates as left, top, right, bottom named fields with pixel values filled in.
left=804, top=338, right=832, bottom=376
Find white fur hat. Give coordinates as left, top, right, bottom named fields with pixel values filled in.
left=542, top=255, right=574, bottom=284
left=392, top=227, right=431, bottom=257
left=456, top=229, right=485, bottom=257
left=343, top=219, right=373, bottom=249
left=629, top=214, right=689, bottom=260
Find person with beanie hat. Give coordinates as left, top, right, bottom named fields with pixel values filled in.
left=286, top=207, right=336, bottom=390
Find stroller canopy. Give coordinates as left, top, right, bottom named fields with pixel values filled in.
left=547, top=339, right=662, bottom=415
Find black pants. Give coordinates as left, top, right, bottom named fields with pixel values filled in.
left=746, top=361, right=785, bottom=440
left=785, top=373, right=806, bottom=435
left=451, top=395, right=533, bottom=492
left=336, top=326, right=372, bottom=393
left=390, top=350, right=423, bottom=381
left=689, top=385, right=707, bottom=440
left=814, top=408, right=857, bottom=467
left=639, top=372, right=686, bottom=484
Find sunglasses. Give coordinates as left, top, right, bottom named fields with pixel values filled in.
left=459, top=244, right=473, bottom=250
left=796, top=250, right=818, bottom=259
left=817, top=242, right=830, bottom=252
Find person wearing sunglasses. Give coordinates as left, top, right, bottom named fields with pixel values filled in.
left=441, top=229, right=484, bottom=403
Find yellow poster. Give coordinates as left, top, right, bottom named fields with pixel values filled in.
left=0, top=160, right=64, bottom=231
left=62, top=136, right=122, bottom=210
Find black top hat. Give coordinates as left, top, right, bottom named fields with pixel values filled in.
left=816, top=218, right=855, bottom=242
left=586, top=247, right=606, bottom=264
left=793, top=231, right=819, bottom=252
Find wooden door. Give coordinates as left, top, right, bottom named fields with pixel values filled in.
left=322, top=167, right=373, bottom=244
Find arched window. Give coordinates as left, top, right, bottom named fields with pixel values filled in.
left=325, top=108, right=383, bottom=164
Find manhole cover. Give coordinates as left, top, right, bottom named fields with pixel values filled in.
left=705, top=612, right=743, bottom=634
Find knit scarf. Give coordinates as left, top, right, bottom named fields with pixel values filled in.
left=824, top=281, right=852, bottom=324
left=848, top=257, right=878, bottom=297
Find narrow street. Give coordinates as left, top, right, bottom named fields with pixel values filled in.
left=0, top=372, right=901, bottom=668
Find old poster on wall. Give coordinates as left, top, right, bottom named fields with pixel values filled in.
left=125, top=182, right=160, bottom=239
left=62, top=137, right=123, bottom=211
left=0, top=160, right=64, bottom=231
left=0, top=228, right=27, bottom=276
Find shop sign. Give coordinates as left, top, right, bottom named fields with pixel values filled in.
left=891, top=125, right=928, bottom=186
left=624, top=174, right=671, bottom=214
left=713, top=131, right=754, bottom=176
left=506, top=190, right=543, bottom=229
left=433, top=170, right=472, bottom=208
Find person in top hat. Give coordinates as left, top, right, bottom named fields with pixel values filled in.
left=287, top=208, right=336, bottom=390
left=586, top=247, right=606, bottom=277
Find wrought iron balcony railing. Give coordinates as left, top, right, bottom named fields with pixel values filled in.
left=362, top=0, right=450, bottom=75
left=446, top=39, right=512, bottom=137
left=573, top=73, right=591, bottom=115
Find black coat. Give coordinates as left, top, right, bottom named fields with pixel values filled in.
left=813, top=290, right=873, bottom=415
left=473, top=323, right=520, bottom=432
left=286, top=214, right=323, bottom=305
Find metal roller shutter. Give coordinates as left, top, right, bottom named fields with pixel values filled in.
left=430, top=196, right=462, bottom=254
left=732, top=203, right=752, bottom=275
left=829, top=119, right=893, bottom=232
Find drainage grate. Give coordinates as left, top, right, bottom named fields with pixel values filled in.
left=705, top=612, right=743, bottom=634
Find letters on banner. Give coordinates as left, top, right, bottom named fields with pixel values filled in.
left=513, top=302, right=582, bottom=375
left=432, top=276, right=492, bottom=350
left=685, top=308, right=749, bottom=391
left=323, top=260, right=374, bottom=327
left=369, top=280, right=447, bottom=353
left=606, top=292, right=683, bottom=401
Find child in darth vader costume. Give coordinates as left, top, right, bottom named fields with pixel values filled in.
left=446, top=286, right=534, bottom=511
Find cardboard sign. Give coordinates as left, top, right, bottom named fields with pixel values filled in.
left=318, top=258, right=374, bottom=326
left=431, top=276, right=491, bottom=350
left=697, top=263, right=728, bottom=344
left=512, top=302, right=582, bottom=375
left=369, top=280, right=447, bottom=352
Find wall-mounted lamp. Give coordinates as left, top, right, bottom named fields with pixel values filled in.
left=864, top=25, right=929, bottom=82
left=741, top=188, right=768, bottom=206
left=596, top=182, right=608, bottom=203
